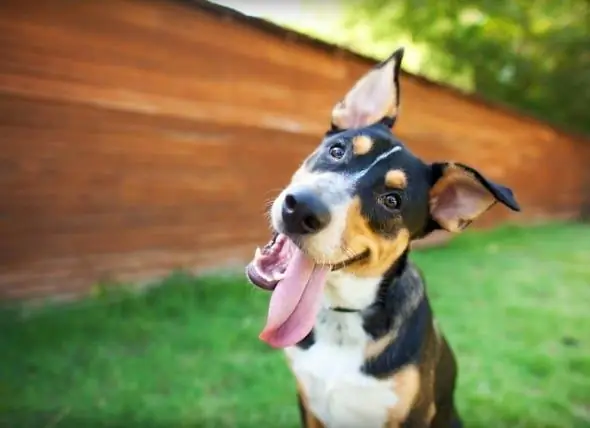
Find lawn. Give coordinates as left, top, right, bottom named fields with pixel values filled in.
left=1, top=223, right=589, bottom=428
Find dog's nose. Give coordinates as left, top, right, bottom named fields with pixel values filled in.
left=281, top=188, right=331, bottom=235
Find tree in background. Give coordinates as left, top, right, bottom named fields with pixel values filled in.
left=339, top=0, right=589, bottom=136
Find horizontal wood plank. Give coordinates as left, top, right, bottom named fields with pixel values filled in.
left=0, top=0, right=588, bottom=299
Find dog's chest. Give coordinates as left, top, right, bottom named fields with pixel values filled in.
left=285, top=275, right=397, bottom=428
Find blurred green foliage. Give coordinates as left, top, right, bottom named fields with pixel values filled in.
left=339, top=0, right=589, bottom=136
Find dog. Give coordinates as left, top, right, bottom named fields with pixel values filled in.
left=246, top=47, right=520, bottom=428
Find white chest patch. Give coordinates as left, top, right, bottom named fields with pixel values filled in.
left=285, top=272, right=397, bottom=428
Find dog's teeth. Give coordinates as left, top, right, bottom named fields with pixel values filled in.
left=273, top=272, right=286, bottom=281
left=271, top=242, right=282, bottom=255
left=255, top=247, right=263, bottom=258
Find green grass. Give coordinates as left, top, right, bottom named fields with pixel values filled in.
left=1, top=223, right=589, bottom=428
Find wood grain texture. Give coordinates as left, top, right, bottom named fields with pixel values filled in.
left=0, top=0, right=588, bottom=299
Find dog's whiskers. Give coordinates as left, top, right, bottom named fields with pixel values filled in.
left=340, top=245, right=359, bottom=260
left=263, top=197, right=275, bottom=206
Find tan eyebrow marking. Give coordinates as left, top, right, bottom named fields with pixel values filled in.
left=352, top=135, right=373, bottom=155
left=385, top=169, right=407, bottom=188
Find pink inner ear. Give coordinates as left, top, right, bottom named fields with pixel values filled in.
left=430, top=173, right=495, bottom=232
left=331, top=57, right=398, bottom=130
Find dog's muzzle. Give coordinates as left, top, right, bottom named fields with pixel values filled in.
left=281, top=186, right=331, bottom=235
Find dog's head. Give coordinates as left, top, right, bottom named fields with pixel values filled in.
left=247, top=48, right=520, bottom=348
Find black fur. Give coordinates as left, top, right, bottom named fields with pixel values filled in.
left=295, top=329, right=315, bottom=349
left=362, top=280, right=431, bottom=378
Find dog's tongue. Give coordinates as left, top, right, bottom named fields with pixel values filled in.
left=259, top=245, right=329, bottom=348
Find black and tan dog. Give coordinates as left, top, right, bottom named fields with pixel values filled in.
left=246, top=48, right=520, bottom=428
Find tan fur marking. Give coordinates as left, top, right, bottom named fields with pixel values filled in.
left=342, top=197, right=409, bottom=277
left=353, top=135, right=374, bottom=155
left=426, top=402, right=437, bottom=424
left=385, top=169, right=407, bottom=189
left=430, top=163, right=495, bottom=232
left=387, top=365, right=421, bottom=426
left=365, top=331, right=395, bottom=360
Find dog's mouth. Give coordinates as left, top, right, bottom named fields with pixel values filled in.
left=246, top=233, right=369, bottom=349
left=246, top=233, right=368, bottom=290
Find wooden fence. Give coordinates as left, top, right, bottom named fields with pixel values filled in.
left=0, top=0, right=588, bottom=299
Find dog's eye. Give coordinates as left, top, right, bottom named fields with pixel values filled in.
left=329, top=144, right=346, bottom=160
left=380, top=192, right=402, bottom=210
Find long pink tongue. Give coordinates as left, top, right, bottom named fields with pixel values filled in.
left=259, top=247, right=329, bottom=348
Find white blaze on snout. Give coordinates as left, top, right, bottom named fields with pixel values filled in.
left=271, top=170, right=354, bottom=262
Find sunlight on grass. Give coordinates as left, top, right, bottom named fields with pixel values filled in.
left=1, top=223, right=589, bottom=428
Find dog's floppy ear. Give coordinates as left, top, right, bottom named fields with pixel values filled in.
left=429, top=162, right=520, bottom=232
left=331, top=47, right=404, bottom=130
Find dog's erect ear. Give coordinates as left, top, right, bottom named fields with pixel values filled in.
left=429, top=162, right=520, bottom=232
left=331, top=48, right=404, bottom=130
